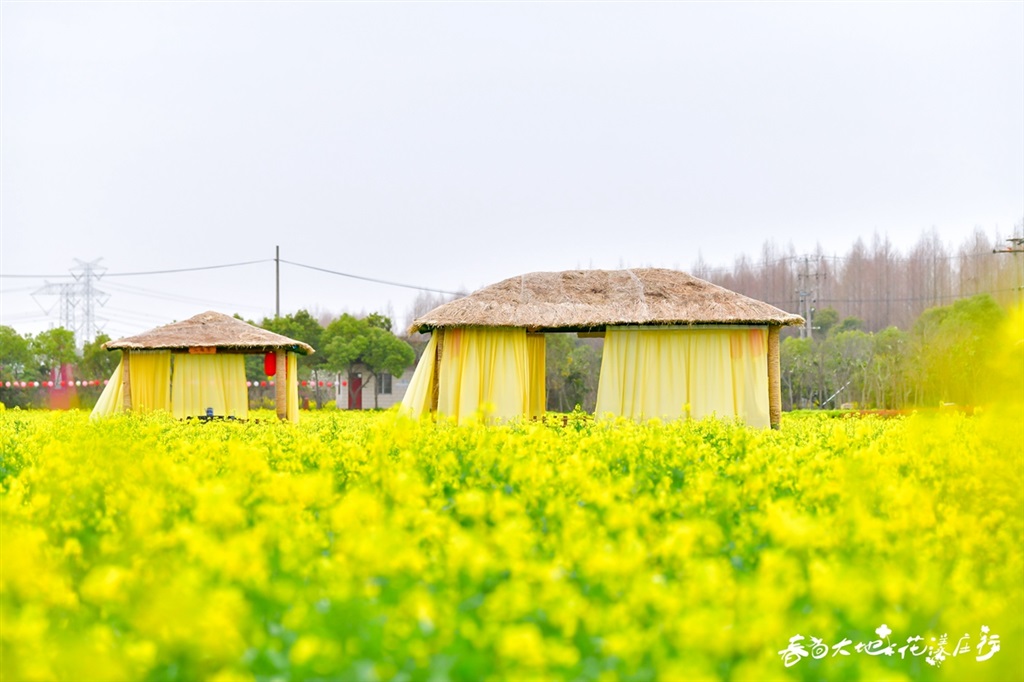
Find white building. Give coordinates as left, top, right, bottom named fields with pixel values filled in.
left=334, top=365, right=414, bottom=410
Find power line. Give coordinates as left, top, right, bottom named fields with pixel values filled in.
left=279, top=259, right=463, bottom=295
left=3, top=256, right=458, bottom=296
left=0, top=259, right=272, bottom=279
left=103, top=259, right=273, bottom=277
left=102, top=281, right=266, bottom=313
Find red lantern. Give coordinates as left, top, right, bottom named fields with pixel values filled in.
left=264, top=352, right=277, bottom=377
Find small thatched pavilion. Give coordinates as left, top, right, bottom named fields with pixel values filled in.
left=91, top=311, right=315, bottom=422
left=402, top=269, right=803, bottom=428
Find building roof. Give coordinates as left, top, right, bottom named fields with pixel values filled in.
left=104, top=311, right=315, bottom=355
left=410, top=268, right=804, bottom=333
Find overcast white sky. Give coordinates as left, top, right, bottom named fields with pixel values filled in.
left=2, top=1, right=1022, bottom=341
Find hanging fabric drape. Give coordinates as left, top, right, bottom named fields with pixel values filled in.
left=90, top=359, right=124, bottom=420
left=400, top=334, right=438, bottom=419
left=170, top=353, right=248, bottom=420
left=90, top=351, right=171, bottom=419
left=438, top=327, right=530, bottom=424
left=401, top=328, right=544, bottom=423
left=595, top=327, right=769, bottom=427
left=130, top=351, right=171, bottom=412
left=527, top=334, right=546, bottom=419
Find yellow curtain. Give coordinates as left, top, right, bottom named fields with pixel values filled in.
left=170, top=353, right=249, bottom=420
left=400, top=333, right=438, bottom=419
left=595, top=327, right=769, bottom=427
left=527, top=334, right=546, bottom=419
left=730, top=328, right=769, bottom=426
left=130, top=351, right=171, bottom=412
left=286, top=352, right=299, bottom=423
left=90, top=359, right=124, bottom=420
left=438, top=327, right=529, bottom=424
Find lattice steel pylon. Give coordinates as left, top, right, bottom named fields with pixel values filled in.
left=32, top=258, right=109, bottom=346
left=72, top=258, right=109, bottom=344
left=32, top=281, right=79, bottom=331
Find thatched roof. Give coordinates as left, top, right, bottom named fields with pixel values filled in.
left=104, top=311, right=315, bottom=355
left=410, top=268, right=804, bottom=333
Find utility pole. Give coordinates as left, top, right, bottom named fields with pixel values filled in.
left=796, top=256, right=822, bottom=339
left=275, top=245, right=281, bottom=319
left=994, top=236, right=1024, bottom=308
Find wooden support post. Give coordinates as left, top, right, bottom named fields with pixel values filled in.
left=275, top=349, right=287, bottom=420
left=430, top=329, right=445, bottom=413
left=768, top=326, right=781, bottom=430
left=122, top=351, right=132, bottom=412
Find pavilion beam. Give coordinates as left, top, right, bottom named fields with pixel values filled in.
left=275, top=349, right=287, bottom=420
left=122, top=350, right=132, bottom=412
left=768, top=326, right=781, bottom=430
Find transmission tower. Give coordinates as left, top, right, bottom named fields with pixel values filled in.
left=32, top=281, right=79, bottom=331
left=32, top=258, right=109, bottom=346
left=71, top=258, right=109, bottom=343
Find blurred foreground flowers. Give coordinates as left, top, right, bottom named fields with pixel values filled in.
left=1, top=404, right=1021, bottom=681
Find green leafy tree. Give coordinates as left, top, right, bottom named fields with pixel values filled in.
left=911, top=294, right=1004, bottom=405
left=812, top=307, right=839, bottom=337
left=364, top=313, right=392, bottom=332
left=780, top=337, right=814, bottom=409
left=833, top=317, right=865, bottom=335
left=0, top=326, right=34, bottom=407
left=545, top=334, right=601, bottom=412
left=31, top=328, right=79, bottom=380
left=80, top=333, right=120, bottom=381
left=0, top=326, right=32, bottom=382
left=322, top=314, right=415, bottom=408
left=262, top=310, right=328, bottom=406
left=362, top=327, right=415, bottom=408
left=868, top=327, right=909, bottom=409
left=822, top=329, right=872, bottom=407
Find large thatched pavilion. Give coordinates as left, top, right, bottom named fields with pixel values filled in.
left=91, top=311, right=314, bottom=422
left=402, top=269, right=803, bottom=428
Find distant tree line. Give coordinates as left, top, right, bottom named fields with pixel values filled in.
left=694, top=226, right=1022, bottom=333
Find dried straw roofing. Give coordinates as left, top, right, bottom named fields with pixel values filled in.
left=411, top=268, right=804, bottom=333
left=104, top=311, right=315, bottom=355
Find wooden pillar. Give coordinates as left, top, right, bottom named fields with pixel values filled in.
left=430, top=329, right=445, bottom=413
left=768, top=326, right=781, bottom=430
left=275, top=349, right=287, bottom=420
left=122, top=351, right=132, bottom=412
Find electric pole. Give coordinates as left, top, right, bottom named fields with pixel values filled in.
left=796, top=256, right=822, bottom=339
left=275, top=245, right=281, bottom=319
left=994, top=236, right=1024, bottom=308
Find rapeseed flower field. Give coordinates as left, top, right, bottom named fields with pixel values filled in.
left=1, top=407, right=1021, bottom=681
